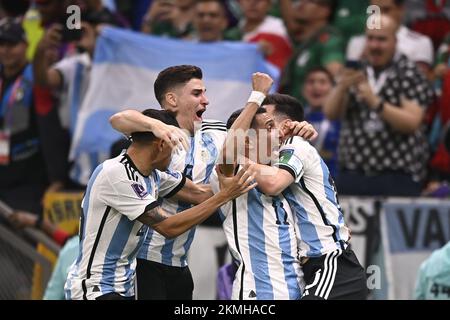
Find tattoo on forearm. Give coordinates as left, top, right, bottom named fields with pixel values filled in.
left=146, top=207, right=168, bottom=225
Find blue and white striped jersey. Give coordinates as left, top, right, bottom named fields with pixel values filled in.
left=137, top=120, right=227, bottom=267
left=64, top=153, right=184, bottom=300
left=275, top=136, right=350, bottom=258
left=211, top=169, right=303, bottom=300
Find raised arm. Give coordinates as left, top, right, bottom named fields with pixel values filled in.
left=33, top=25, right=64, bottom=89
left=137, top=165, right=256, bottom=238
left=110, top=109, right=188, bottom=149
left=219, top=73, right=274, bottom=176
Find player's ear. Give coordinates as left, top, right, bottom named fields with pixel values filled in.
left=281, top=119, right=292, bottom=135
left=164, top=92, right=178, bottom=113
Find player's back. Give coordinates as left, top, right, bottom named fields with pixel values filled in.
left=65, top=153, right=160, bottom=300
left=211, top=169, right=303, bottom=300
left=138, top=120, right=226, bottom=267
left=276, top=136, right=350, bottom=258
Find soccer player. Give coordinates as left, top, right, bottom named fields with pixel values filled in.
left=110, top=65, right=317, bottom=299
left=64, top=109, right=256, bottom=300
left=210, top=73, right=309, bottom=300
left=229, top=74, right=368, bottom=300
left=110, top=65, right=227, bottom=299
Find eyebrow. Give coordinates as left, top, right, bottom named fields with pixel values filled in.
left=191, top=88, right=206, bottom=94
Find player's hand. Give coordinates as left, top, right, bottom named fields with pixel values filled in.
left=252, top=72, right=273, bottom=95
left=284, top=121, right=318, bottom=140
left=152, top=121, right=189, bottom=150
left=216, top=163, right=257, bottom=200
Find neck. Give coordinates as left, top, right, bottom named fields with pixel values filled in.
left=3, top=60, right=26, bottom=78
left=126, top=144, right=156, bottom=176
left=176, top=116, right=195, bottom=136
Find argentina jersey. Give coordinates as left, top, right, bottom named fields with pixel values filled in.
left=64, top=152, right=184, bottom=300
left=138, top=119, right=226, bottom=267
left=275, top=136, right=350, bottom=258
left=210, top=168, right=303, bottom=300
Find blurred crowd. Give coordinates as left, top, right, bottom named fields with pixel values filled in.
left=1, top=0, right=450, bottom=222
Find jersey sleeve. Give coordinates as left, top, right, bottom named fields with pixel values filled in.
left=274, top=137, right=306, bottom=183
left=157, top=170, right=186, bottom=198
left=106, top=177, right=159, bottom=221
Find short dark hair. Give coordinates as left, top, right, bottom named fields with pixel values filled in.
left=131, top=109, right=179, bottom=143
left=305, top=66, right=334, bottom=84
left=196, top=0, right=227, bottom=11
left=154, top=65, right=203, bottom=105
left=261, top=94, right=304, bottom=122
left=226, top=108, right=267, bottom=129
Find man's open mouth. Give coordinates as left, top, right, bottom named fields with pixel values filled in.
left=195, top=109, right=205, bottom=120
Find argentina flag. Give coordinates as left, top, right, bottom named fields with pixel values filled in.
left=69, top=27, right=278, bottom=185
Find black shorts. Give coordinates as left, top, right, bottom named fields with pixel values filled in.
left=136, top=259, right=194, bottom=300
left=95, top=292, right=135, bottom=300
left=301, top=248, right=368, bottom=300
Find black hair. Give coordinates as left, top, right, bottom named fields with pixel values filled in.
left=195, top=0, right=228, bottom=13
left=261, top=94, right=304, bottom=122
left=131, top=109, right=179, bottom=143
left=154, top=65, right=203, bottom=105
left=0, top=0, right=30, bottom=17
left=226, top=108, right=267, bottom=129
left=304, top=66, right=334, bottom=84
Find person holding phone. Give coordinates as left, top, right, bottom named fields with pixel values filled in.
left=33, top=9, right=121, bottom=192
left=324, top=15, right=434, bottom=197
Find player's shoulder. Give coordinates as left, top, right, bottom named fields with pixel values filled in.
left=282, top=136, right=311, bottom=148
left=102, top=153, right=138, bottom=182
left=201, top=119, right=227, bottom=133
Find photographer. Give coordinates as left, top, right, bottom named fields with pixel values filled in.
left=33, top=9, right=120, bottom=191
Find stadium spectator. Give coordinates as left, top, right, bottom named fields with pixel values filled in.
left=141, top=0, right=195, bottom=38
left=346, top=0, right=434, bottom=77
left=0, top=18, right=47, bottom=214
left=33, top=9, right=121, bottom=190
left=225, top=0, right=293, bottom=71
left=44, top=235, right=78, bottom=300
left=189, top=0, right=228, bottom=42
left=64, top=108, right=255, bottom=300
left=279, top=0, right=344, bottom=102
left=324, top=15, right=434, bottom=196
left=302, top=67, right=340, bottom=178
left=404, top=0, right=450, bottom=50
left=332, top=0, right=369, bottom=43
left=415, top=241, right=450, bottom=300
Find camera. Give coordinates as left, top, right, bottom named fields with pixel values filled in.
left=345, top=60, right=364, bottom=70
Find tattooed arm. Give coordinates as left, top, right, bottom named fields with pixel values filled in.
left=137, top=165, right=257, bottom=238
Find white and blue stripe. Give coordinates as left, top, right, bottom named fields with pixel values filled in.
left=138, top=120, right=227, bottom=267
left=212, top=170, right=303, bottom=300
left=65, top=153, right=182, bottom=300
left=276, top=137, right=349, bottom=258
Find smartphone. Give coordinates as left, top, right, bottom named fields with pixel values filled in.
left=345, top=60, right=363, bottom=70
left=61, top=24, right=82, bottom=42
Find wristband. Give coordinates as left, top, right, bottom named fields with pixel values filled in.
left=247, top=91, right=266, bottom=107
left=35, top=214, right=43, bottom=229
